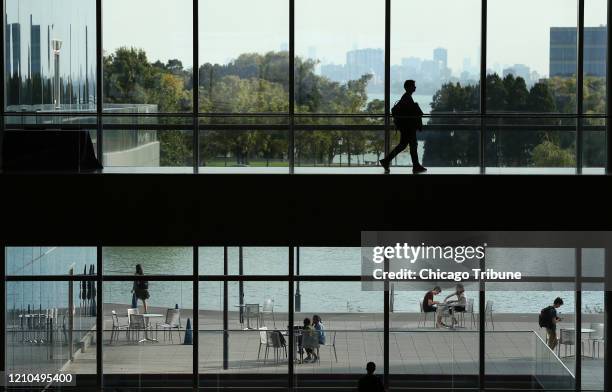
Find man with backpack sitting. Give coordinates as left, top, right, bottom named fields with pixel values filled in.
left=379, top=79, right=427, bottom=174
left=539, top=297, right=564, bottom=350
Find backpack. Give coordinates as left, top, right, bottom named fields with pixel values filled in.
left=391, top=100, right=408, bottom=129
left=137, top=280, right=149, bottom=290
left=538, top=306, right=554, bottom=328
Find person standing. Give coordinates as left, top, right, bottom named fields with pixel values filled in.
left=379, top=79, right=427, bottom=174
left=132, top=264, right=150, bottom=313
left=540, top=297, right=564, bottom=351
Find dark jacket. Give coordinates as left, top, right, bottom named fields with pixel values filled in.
left=392, top=93, right=423, bottom=131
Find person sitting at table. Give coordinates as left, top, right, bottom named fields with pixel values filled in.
left=302, top=318, right=318, bottom=363
left=423, top=286, right=441, bottom=315
left=313, top=315, right=326, bottom=345
left=437, top=284, right=467, bottom=327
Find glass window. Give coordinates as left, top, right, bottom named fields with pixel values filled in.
left=581, top=286, right=604, bottom=391
left=584, top=0, right=607, bottom=115
left=198, top=0, right=288, bottom=113
left=488, top=0, right=577, bottom=114
left=295, top=0, right=384, bottom=115
left=6, top=281, right=97, bottom=385
left=199, top=247, right=288, bottom=276
left=102, top=280, right=193, bottom=385
left=103, top=247, right=193, bottom=276
left=103, top=0, right=193, bottom=113
left=6, top=247, right=96, bottom=276
left=485, top=282, right=576, bottom=390
left=391, top=0, right=481, bottom=114
left=4, top=0, right=96, bottom=112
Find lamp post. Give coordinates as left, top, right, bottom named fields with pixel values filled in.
left=52, top=39, right=63, bottom=110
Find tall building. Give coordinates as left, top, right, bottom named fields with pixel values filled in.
left=503, top=64, right=531, bottom=83
left=433, top=47, right=448, bottom=70
left=346, top=48, right=384, bottom=82
left=550, top=26, right=607, bottom=77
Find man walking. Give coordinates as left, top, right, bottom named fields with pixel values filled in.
left=379, top=79, right=427, bottom=174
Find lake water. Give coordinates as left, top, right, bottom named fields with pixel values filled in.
left=6, top=247, right=605, bottom=315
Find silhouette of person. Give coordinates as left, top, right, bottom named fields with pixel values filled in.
left=358, top=362, right=386, bottom=392
left=379, top=80, right=427, bottom=174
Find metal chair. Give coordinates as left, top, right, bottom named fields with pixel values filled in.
left=257, top=326, right=269, bottom=360
left=463, top=298, right=476, bottom=328
left=302, top=330, right=320, bottom=363
left=264, top=330, right=286, bottom=363
left=110, top=310, right=129, bottom=344
left=128, top=314, right=147, bottom=343
left=558, top=328, right=575, bottom=357
left=126, top=308, right=139, bottom=340
left=586, top=323, right=604, bottom=358
left=261, top=298, right=275, bottom=328
left=156, top=308, right=182, bottom=343
left=328, top=330, right=338, bottom=362
left=418, top=300, right=435, bottom=328
left=245, top=303, right=260, bottom=329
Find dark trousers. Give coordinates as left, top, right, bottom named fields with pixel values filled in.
left=384, top=129, right=419, bottom=166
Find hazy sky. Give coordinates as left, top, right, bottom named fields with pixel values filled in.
left=8, top=0, right=608, bottom=77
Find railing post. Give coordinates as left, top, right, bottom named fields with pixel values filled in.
left=96, top=0, right=103, bottom=165
left=575, top=247, right=582, bottom=391
left=384, top=0, right=391, bottom=158
left=479, top=0, right=488, bottom=175
left=193, top=0, right=200, bottom=173
left=607, top=0, right=612, bottom=174
left=577, top=0, right=585, bottom=174
left=288, top=0, right=295, bottom=174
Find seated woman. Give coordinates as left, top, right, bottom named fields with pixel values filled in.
left=437, top=284, right=467, bottom=327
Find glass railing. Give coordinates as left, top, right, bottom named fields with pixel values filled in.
left=534, top=330, right=575, bottom=390
left=2, top=114, right=607, bottom=175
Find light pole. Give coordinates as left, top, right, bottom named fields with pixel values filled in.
left=52, top=39, right=63, bottom=110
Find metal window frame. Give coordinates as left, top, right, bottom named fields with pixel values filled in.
left=0, top=1, right=607, bottom=174
left=2, top=244, right=608, bottom=392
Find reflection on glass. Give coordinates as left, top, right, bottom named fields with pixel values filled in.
left=6, top=247, right=96, bottom=276
left=4, top=0, right=96, bottom=112
left=6, top=281, right=96, bottom=382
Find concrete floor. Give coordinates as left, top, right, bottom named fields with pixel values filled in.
left=55, top=305, right=604, bottom=390
left=6, top=305, right=603, bottom=389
